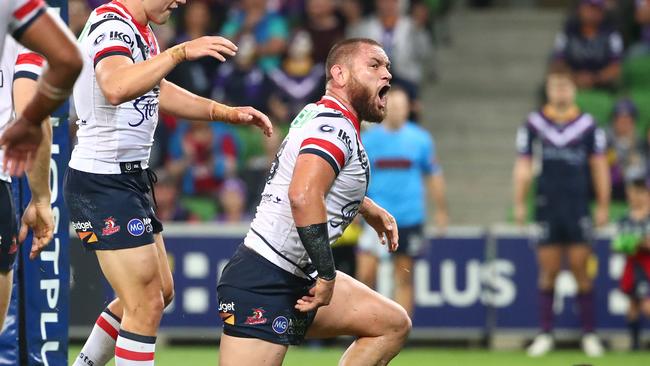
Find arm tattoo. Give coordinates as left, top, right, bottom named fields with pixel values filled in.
left=296, top=223, right=336, bottom=281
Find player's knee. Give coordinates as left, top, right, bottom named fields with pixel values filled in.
left=538, top=271, right=558, bottom=289
left=640, top=299, right=650, bottom=318
left=387, top=305, right=411, bottom=341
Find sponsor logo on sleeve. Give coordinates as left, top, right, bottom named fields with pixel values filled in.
left=337, top=129, right=353, bottom=153
left=127, top=218, right=145, bottom=236
left=109, top=31, right=134, bottom=47
left=94, top=33, right=106, bottom=46
left=319, top=124, right=335, bottom=133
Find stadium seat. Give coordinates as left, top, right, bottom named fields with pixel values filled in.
left=575, top=90, right=615, bottom=127
left=623, top=55, right=650, bottom=91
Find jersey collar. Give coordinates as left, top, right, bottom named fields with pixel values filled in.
left=316, top=95, right=360, bottom=135
left=111, top=1, right=151, bottom=40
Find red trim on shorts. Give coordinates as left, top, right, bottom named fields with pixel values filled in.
left=16, top=53, right=44, bottom=66
left=13, top=0, right=44, bottom=20
left=301, top=138, right=345, bottom=168
left=115, top=347, right=155, bottom=361
left=96, top=316, right=118, bottom=340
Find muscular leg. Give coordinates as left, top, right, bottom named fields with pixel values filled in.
left=537, top=245, right=563, bottom=333
left=356, top=251, right=379, bottom=289
left=393, top=255, right=414, bottom=317
left=73, top=234, right=174, bottom=366
left=0, top=270, right=12, bottom=329
left=218, top=334, right=288, bottom=366
left=307, top=271, right=411, bottom=366
left=567, top=244, right=595, bottom=333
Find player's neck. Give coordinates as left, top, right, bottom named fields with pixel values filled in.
left=543, top=103, right=579, bottom=123
left=324, top=90, right=358, bottom=121
left=116, top=0, right=148, bottom=27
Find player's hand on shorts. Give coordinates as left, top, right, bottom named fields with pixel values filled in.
left=594, top=204, right=609, bottom=227
left=0, top=117, right=43, bottom=177
left=19, top=200, right=54, bottom=260
left=231, top=106, right=273, bottom=137
left=183, top=36, right=238, bottom=62
left=295, top=276, right=335, bottom=312
left=361, top=201, right=399, bottom=252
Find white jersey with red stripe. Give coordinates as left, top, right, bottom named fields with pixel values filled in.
left=244, top=95, right=370, bottom=279
left=70, top=0, right=161, bottom=174
left=0, top=35, right=44, bottom=182
left=0, top=0, right=46, bottom=60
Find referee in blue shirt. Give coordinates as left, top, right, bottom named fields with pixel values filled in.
left=357, top=87, right=448, bottom=317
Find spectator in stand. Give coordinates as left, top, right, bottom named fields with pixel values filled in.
left=166, top=0, right=219, bottom=97
left=154, top=175, right=195, bottom=222
left=612, top=176, right=650, bottom=351
left=552, top=0, right=623, bottom=90
left=347, top=0, right=434, bottom=117
left=267, top=30, right=326, bottom=121
left=607, top=98, right=645, bottom=201
left=340, top=0, right=364, bottom=31
left=221, top=0, right=289, bottom=71
left=304, top=0, right=346, bottom=64
left=357, top=87, right=449, bottom=318
left=68, top=0, right=91, bottom=37
left=167, top=121, right=246, bottom=220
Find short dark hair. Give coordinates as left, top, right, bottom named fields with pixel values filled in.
left=325, top=38, right=383, bottom=82
left=546, top=63, right=573, bottom=81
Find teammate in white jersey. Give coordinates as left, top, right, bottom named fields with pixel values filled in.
left=0, top=0, right=81, bottom=176
left=65, top=1, right=272, bottom=366
left=0, top=36, right=55, bottom=332
left=218, top=38, right=411, bottom=366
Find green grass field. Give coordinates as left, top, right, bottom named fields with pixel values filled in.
left=69, top=345, right=650, bottom=365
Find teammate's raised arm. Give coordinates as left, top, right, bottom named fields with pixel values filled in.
left=12, top=52, right=54, bottom=259
left=0, top=5, right=82, bottom=176
left=158, top=79, right=272, bottom=137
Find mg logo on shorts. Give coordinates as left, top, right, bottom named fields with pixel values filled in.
left=272, top=316, right=288, bottom=334
left=127, top=218, right=145, bottom=236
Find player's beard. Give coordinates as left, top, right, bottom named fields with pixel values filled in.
left=348, top=75, right=385, bottom=123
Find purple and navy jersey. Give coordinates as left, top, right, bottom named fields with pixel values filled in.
left=553, top=18, right=623, bottom=72
left=517, top=110, right=606, bottom=202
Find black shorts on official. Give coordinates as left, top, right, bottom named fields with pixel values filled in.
left=536, top=204, right=593, bottom=246
left=0, top=181, right=18, bottom=272
left=63, top=167, right=163, bottom=251
left=394, top=224, right=425, bottom=257
left=217, top=244, right=317, bottom=346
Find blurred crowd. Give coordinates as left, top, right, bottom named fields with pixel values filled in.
left=68, top=0, right=449, bottom=222
left=547, top=0, right=650, bottom=212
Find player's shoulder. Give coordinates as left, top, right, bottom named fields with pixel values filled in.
left=87, top=3, right=136, bottom=34
left=294, top=103, right=357, bottom=135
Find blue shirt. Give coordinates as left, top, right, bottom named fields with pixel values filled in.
left=362, top=123, right=440, bottom=226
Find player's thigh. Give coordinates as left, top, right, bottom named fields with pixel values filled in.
left=153, top=233, right=174, bottom=302
left=219, top=334, right=287, bottom=366
left=307, top=271, right=410, bottom=339
left=393, top=254, right=414, bottom=286
left=641, top=298, right=650, bottom=318
left=536, top=245, right=564, bottom=274
left=566, top=244, right=592, bottom=272
left=0, top=270, right=13, bottom=325
left=95, top=243, right=162, bottom=306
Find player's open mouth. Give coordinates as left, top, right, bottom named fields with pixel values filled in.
left=378, top=85, right=391, bottom=108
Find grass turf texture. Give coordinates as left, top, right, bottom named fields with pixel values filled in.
left=69, top=345, right=650, bottom=365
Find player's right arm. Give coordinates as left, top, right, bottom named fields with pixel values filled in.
left=95, top=36, right=237, bottom=105
left=513, top=123, right=534, bottom=226
left=1, top=4, right=82, bottom=176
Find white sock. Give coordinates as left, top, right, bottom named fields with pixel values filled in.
left=73, top=309, right=121, bottom=366
left=115, top=330, right=156, bottom=365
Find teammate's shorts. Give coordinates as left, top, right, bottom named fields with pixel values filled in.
left=535, top=203, right=592, bottom=246
left=217, top=244, right=317, bottom=345
left=620, top=251, right=650, bottom=298
left=0, top=181, right=18, bottom=272
left=63, top=167, right=163, bottom=250
left=358, top=223, right=425, bottom=258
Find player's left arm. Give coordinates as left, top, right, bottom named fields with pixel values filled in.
left=359, top=197, right=399, bottom=251
left=12, top=53, right=54, bottom=259
left=158, top=79, right=272, bottom=137
left=590, top=127, right=610, bottom=227
left=422, top=134, right=448, bottom=234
